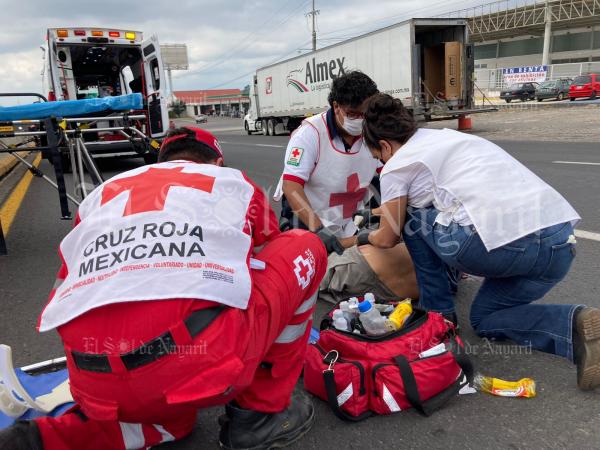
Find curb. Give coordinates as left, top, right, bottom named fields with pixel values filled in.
left=0, top=152, right=29, bottom=179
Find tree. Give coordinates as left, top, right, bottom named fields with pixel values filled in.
left=171, top=99, right=187, bottom=118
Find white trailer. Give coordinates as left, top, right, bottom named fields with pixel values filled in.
left=244, top=18, right=477, bottom=136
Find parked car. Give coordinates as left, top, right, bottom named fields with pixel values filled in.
left=535, top=79, right=572, bottom=101
left=569, top=73, right=600, bottom=101
left=500, top=82, right=538, bottom=102
left=195, top=114, right=208, bottom=124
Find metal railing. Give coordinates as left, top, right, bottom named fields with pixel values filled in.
left=440, top=0, right=600, bottom=41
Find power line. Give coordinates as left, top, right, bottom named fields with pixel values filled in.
left=318, top=0, right=467, bottom=40
left=180, top=0, right=311, bottom=78
left=205, top=40, right=313, bottom=89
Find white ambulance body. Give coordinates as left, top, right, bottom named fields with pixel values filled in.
left=43, top=27, right=169, bottom=159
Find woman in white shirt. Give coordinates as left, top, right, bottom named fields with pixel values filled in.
left=350, top=93, right=599, bottom=391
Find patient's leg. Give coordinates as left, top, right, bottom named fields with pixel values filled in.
left=359, top=244, right=419, bottom=300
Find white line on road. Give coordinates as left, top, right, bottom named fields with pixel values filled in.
left=219, top=141, right=285, bottom=148
left=575, top=229, right=600, bottom=242
left=553, top=161, right=600, bottom=166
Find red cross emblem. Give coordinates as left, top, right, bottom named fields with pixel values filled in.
left=101, top=167, right=216, bottom=216
left=293, top=255, right=314, bottom=289
left=292, top=148, right=301, bottom=158
left=329, top=173, right=368, bottom=219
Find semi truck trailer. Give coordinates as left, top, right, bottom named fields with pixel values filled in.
left=244, top=18, right=477, bottom=136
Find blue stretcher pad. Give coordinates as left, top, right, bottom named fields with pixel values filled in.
left=0, top=368, right=73, bottom=429
left=0, top=93, right=143, bottom=121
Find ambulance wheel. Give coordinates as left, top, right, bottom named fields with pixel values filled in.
left=268, top=119, right=276, bottom=136
left=262, top=120, right=270, bottom=136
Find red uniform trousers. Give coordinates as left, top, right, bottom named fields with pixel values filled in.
left=35, top=230, right=326, bottom=450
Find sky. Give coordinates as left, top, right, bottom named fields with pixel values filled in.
left=0, top=0, right=493, bottom=97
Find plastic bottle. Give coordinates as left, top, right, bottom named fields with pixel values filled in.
left=332, top=310, right=349, bottom=332
left=388, top=301, right=413, bottom=330
left=364, top=293, right=376, bottom=304
left=473, top=374, right=536, bottom=398
left=358, top=301, right=389, bottom=336
left=339, top=301, right=356, bottom=322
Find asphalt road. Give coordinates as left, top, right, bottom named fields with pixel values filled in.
left=0, top=125, right=599, bottom=449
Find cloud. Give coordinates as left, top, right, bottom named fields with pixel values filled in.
left=0, top=0, right=485, bottom=99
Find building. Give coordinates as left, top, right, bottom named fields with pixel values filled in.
left=445, top=0, right=600, bottom=90
left=173, top=89, right=250, bottom=117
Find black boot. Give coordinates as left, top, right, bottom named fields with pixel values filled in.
left=219, top=392, right=315, bottom=450
left=0, top=420, right=43, bottom=450
left=573, top=307, right=600, bottom=390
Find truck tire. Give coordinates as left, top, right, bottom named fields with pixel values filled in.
left=505, top=98, right=511, bottom=103
left=245, top=122, right=252, bottom=135
left=268, top=119, right=276, bottom=136
left=262, top=120, right=270, bottom=136
left=590, top=91, right=597, bottom=100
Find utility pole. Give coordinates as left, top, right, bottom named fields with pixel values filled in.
left=306, top=0, right=320, bottom=51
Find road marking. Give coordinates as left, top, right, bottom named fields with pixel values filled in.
left=0, top=154, right=42, bottom=236
left=553, top=161, right=600, bottom=166
left=575, top=229, right=600, bottom=242
left=219, top=141, right=285, bottom=148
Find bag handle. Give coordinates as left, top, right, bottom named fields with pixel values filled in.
left=394, top=355, right=433, bottom=417
left=447, top=336, right=475, bottom=384
left=323, top=369, right=372, bottom=422
left=395, top=337, right=475, bottom=417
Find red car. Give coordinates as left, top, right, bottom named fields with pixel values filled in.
left=569, top=73, right=600, bottom=101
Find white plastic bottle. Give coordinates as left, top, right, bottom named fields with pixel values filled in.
left=357, top=301, right=388, bottom=336
left=332, top=310, right=349, bottom=332
left=364, top=293, right=376, bottom=304
left=339, top=301, right=355, bottom=323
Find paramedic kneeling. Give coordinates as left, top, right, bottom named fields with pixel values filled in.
left=351, top=93, right=600, bottom=391
left=0, top=127, right=327, bottom=450
left=275, top=71, right=380, bottom=254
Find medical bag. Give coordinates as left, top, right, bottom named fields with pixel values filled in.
left=303, top=303, right=473, bottom=421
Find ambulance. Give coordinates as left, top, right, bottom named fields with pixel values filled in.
left=43, top=27, right=169, bottom=162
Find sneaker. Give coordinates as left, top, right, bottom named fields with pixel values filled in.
left=219, top=392, right=315, bottom=450
left=0, top=420, right=43, bottom=450
left=573, top=307, right=600, bottom=391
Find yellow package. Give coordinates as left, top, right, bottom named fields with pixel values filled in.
left=474, top=374, right=536, bottom=398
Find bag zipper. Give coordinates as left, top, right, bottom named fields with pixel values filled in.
left=371, top=362, right=392, bottom=397
left=370, top=349, right=451, bottom=396
left=314, top=343, right=366, bottom=395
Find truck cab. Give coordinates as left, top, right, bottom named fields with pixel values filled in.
left=44, top=28, right=169, bottom=159
left=243, top=76, right=262, bottom=134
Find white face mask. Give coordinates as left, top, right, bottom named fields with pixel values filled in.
left=341, top=116, right=364, bottom=136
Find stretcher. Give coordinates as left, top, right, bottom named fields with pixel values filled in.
left=0, top=345, right=73, bottom=429
left=0, top=92, right=158, bottom=255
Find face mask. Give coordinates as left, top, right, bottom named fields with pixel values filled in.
left=341, top=116, right=364, bottom=136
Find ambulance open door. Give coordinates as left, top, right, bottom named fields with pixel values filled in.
left=141, top=35, right=169, bottom=138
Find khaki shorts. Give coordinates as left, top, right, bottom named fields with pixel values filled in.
left=319, top=245, right=400, bottom=304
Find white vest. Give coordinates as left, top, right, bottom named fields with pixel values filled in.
left=39, top=161, right=254, bottom=332
left=381, top=128, right=580, bottom=251
left=298, top=113, right=378, bottom=238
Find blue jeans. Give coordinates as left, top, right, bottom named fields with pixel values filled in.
left=403, top=206, right=581, bottom=361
